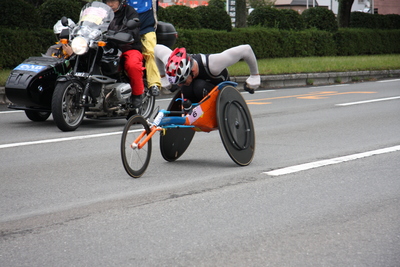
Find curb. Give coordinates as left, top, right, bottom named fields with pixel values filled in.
left=1, top=69, right=399, bottom=105
left=230, top=69, right=400, bottom=89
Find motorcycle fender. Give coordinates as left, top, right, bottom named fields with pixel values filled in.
left=56, top=76, right=70, bottom=82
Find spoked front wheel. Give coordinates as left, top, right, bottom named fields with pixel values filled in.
left=121, top=115, right=152, bottom=178
left=51, top=80, right=85, bottom=131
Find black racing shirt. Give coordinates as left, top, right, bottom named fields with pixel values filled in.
left=191, top=54, right=229, bottom=85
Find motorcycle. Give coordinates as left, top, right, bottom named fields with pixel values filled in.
left=5, top=1, right=177, bottom=131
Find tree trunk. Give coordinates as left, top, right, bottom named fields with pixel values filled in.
left=235, top=0, right=247, bottom=28
left=337, top=0, right=355, bottom=28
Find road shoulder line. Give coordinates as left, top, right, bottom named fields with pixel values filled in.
left=264, top=145, right=400, bottom=176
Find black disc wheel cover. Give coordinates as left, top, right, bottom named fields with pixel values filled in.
left=217, top=85, right=255, bottom=166
left=160, top=89, right=195, bottom=162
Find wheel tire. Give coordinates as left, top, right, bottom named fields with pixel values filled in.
left=121, top=115, right=152, bottom=178
left=51, top=80, right=85, bottom=132
left=217, top=85, right=255, bottom=166
left=24, top=110, right=51, bottom=122
left=139, top=87, right=155, bottom=119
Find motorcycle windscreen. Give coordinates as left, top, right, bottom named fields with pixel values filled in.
left=77, top=2, right=114, bottom=32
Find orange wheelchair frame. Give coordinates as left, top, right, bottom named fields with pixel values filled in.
left=120, top=81, right=255, bottom=178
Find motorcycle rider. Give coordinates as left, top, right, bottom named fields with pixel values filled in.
left=46, top=18, right=76, bottom=59
left=155, top=44, right=261, bottom=103
left=104, top=0, right=144, bottom=109
left=127, top=0, right=162, bottom=96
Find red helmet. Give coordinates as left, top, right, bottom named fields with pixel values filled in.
left=166, top=48, right=193, bottom=85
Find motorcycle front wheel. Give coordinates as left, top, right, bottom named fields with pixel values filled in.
left=51, top=80, right=85, bottom=132
left=121, top=115, right=152, bottom=178
left=139, top=87, right=155, bottom=119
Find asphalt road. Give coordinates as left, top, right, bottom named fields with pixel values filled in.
left=1, top=79, right=400, bottom=266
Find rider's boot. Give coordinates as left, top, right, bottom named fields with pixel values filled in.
left=149, top=85, right=160, bottom=96
left=130, top=94, right=142, bottom=108
left=127, top=94, right=142, bottom=120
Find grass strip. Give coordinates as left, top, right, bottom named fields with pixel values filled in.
left=1, top=54, right=400, bottom=86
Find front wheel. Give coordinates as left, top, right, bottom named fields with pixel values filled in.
left=121, top=115, right=152, bottom=178
left=25, top=110, right=51, bottom=122
left=51, top=80, right=85, bottom=131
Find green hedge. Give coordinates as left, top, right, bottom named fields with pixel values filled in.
left=334, top=28, right=400, bottom=56
left=0, top=0, right=41, bottom=30
left=0, top=27, right=54, bottom=69
left=350, top=12, right=400, bottom=29
left=1, top=27, right=399, bottom=68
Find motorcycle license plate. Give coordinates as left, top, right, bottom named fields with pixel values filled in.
left=75, top=72, right=89, bottom=78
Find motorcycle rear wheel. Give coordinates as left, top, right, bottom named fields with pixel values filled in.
left=139, top=87, right=155, bottom=119
left=121, top=115, right=152, bottom=178
left=52, top=80, right=85, bottom=132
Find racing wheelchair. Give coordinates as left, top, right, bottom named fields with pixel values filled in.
left=120, top=81, right=255, bottom=178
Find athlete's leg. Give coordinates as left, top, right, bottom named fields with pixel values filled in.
left=141, top=31, right=161, bottom=94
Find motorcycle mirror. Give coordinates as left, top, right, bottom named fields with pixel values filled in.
left=126, top=18, right=140, bottom=30
left=61, top=16, right=69, bottom=27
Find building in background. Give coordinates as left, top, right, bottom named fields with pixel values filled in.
left=274, top=0, right=320, bottom=14
left=159, top=0, right=209, bottom=7
left=373, top=0, right=400, bottom=14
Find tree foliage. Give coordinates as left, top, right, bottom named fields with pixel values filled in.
left=208, top=0, right=225, bottom=10
left=194, top=6, right=232, bottom=31
left=0, top=0, right=41, bottom=30
left=157, top=5, right=201, bottom=29
left=39, top=0, right=83, bottom=29
left=247, top=7, right=304, bottom=31
left=302, top=7, right=338, bottom=32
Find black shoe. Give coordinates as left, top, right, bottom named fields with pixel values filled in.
left=130, top=94, right=142, bottom=108
left=126, top=109, right=137, bottom=120
left=244, top=84, right=255, bottom=94
left=149, top=85, right=160, bottom=96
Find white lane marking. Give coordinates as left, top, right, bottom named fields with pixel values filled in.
left=0, top=110, right=22, bottom=114
left=336, top=96, right=400, bottom=106
left=264, top=145, right=400, bottom=176
left=0, top=131, right=123, bottom=149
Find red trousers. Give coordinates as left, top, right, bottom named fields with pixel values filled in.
left=121, top=49, right=144, bottom=96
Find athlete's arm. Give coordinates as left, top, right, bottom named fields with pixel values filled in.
left=208, top=44, right=260, bottom=89
left=208, top=44, right=259, bottom=75
left=154, top=44, right=172, bottom=76
left=154, top=44, right=173, bottom=89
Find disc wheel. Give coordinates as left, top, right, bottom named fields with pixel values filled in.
left=51, top=80, right=85, bottom=131
left=121, top=115, right=152, bottom=178
left=25, top=110, right=51, bottom=122
left=160, top=90, right=195, bottom=162
left=217, top=85, right=255, bottom=166
left=139, top=87, right=155, bottom=119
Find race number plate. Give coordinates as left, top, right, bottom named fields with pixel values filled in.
left=187, top=105, right=204, bottom=125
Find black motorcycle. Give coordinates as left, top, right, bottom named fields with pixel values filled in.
left=5, top=1, right=177, bottom=131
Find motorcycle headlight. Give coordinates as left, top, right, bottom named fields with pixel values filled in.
left=71, top=36, right=88, bottom=55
